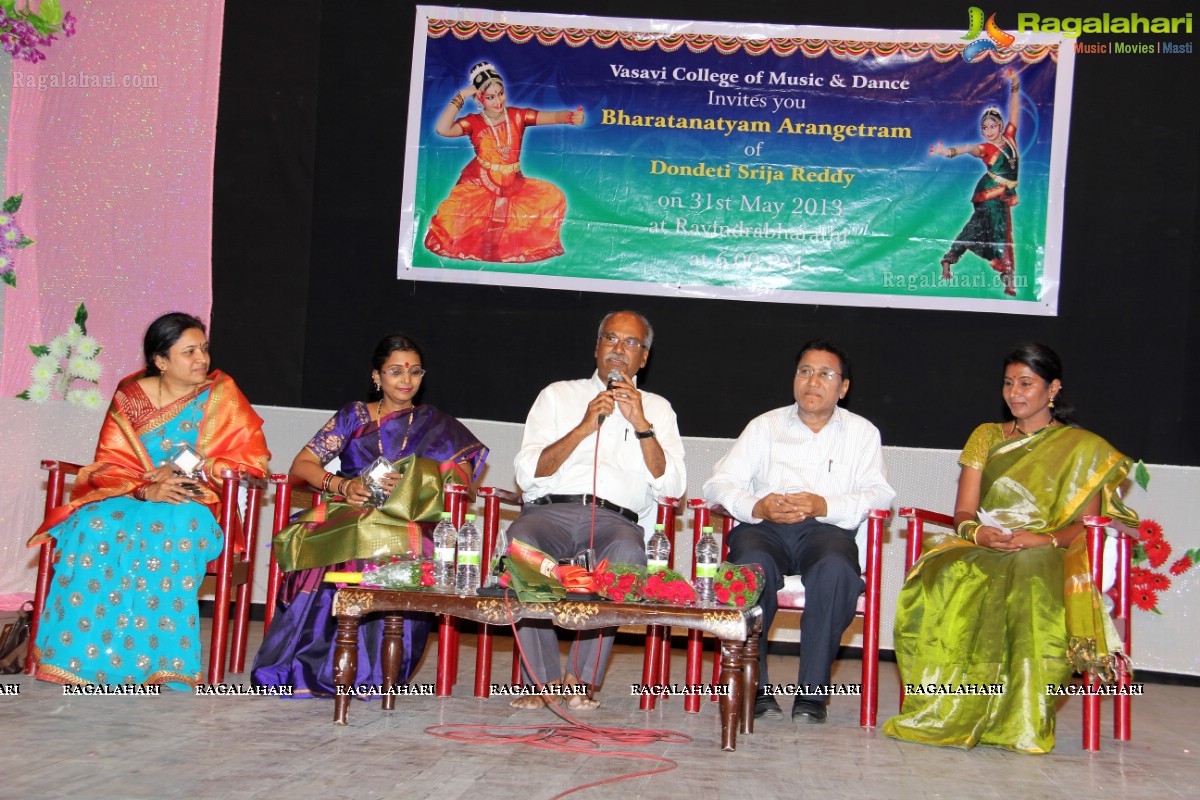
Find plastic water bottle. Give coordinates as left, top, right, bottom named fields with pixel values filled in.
left=695, top=526, right=719, bottom=605
left=647, top=523, right=671, bottom=574
left=455, top=514, right=481, bottom=593
left=486, top=525, right=508, bottom=588
left=432, top=512, right=456, bottom=590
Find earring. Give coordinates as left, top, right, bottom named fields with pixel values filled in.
left=373, top=380, right=380, bottom=390
left=1049, top=397, right=1056, bottom=408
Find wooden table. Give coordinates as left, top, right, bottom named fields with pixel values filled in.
left=331, top=588, right=763, bottom=751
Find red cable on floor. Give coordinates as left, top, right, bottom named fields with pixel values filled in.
left=423, top=589, right=692, bottom=800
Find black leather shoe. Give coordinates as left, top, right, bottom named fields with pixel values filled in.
left=754, top=694, right=783, bottom=719
left=792, top=697, right=828, bottom=724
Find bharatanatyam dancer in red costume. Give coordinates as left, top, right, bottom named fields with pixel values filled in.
left=424, top=61, right=584, bottom=263
left=929, top=67, right=1023, bottom=297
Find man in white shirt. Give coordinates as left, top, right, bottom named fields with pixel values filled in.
left=509, top=310, right=686, bottom=709
left=703, top=340, right=895, bottom=723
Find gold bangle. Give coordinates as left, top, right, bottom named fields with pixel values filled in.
left=947, top=146, right=958, bottom=158
left=957, top=520, right=980, bottom=543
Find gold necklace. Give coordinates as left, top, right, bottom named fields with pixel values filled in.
left=375, top=400, right=416, bottom=456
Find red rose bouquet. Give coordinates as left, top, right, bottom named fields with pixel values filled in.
left=593, top=561, right=646, bottom=604
left=360, top=554, right=437, bottom=589
left=642, top=568, right=698, bottom=606
left=713, top=562, right=765, bottom=608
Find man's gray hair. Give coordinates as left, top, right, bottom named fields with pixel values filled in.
left=597, top=310, right=654, bottom=349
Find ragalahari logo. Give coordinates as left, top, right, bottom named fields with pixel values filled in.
left=961, top=7, right=1016, bottom=61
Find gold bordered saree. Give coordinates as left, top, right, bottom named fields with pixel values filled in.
left=883, top=424, right=1138, bottom=753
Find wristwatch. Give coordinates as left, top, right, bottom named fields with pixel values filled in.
left=634, top=424, right=656, bottom=440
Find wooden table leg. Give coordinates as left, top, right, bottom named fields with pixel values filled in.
left=719, top=639, right=743, bottom=751
left=333, top=615, right=361, bottom=726
left=741, top=634, right=758, bottom=735
left=381, top=614, right=404, bottom=712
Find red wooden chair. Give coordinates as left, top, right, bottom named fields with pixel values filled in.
left=29, top=459, right=267, bottom=684
left=678, top=500, right=890, bottom=725
left=899, top=508, right=1134, bottom=751
left=265, top=476, right=470, bottom=695
left=471, top=488, right=681, bottom=699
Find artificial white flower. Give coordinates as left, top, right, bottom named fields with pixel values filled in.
left=28, top=383, right=52, bottom=404
left=31, top=355, right=59, bottom=383
left=66, top=323, right=83, bottom=343
left=66, top=388, right=88, bottom=406
left=76, top=336, right=100, bottom=358
left=79, top=388, right=104, bottom=410
left=75, top=358, right=103, bottom=382
left=49, top=335, right=70, bottom=358
left=67, top=355, right=90, bottom=377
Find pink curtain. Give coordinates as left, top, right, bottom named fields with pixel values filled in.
left=2, top=0, right=226, bottom=395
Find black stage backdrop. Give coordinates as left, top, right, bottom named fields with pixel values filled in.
left=212, top=1, right=1199, bottom=466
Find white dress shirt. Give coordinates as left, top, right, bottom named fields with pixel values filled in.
left=703, top=405, right=895, bottom=530
left=514, top=372, right=687, bottom=522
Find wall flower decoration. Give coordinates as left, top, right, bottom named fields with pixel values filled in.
left=0, top=1, right=77, bottom=63
left=16, top=302, right=105, bottom=406
left=1123, top=519, right=1198, bottom=615
left=0, top=194, right=35, bottom=287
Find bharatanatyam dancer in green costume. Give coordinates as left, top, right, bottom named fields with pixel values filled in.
left=929, top=67, right=1022, bottom=297
left=884, top=343, right=1139, bottom=753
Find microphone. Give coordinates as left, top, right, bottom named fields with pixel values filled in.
left=598, top=369, right=623, bottom=426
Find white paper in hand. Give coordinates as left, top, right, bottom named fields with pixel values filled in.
left=977, top=509, right=1012, bottom=537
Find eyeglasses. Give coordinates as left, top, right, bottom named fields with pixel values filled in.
left=382, top=367, right=426, bottom=378
left=796, top=366, right=841, bottom=382
left=598, top=333, right=646, bottom=350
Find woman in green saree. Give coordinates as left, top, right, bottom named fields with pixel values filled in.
left=884, top=343, right=1138, bottom=753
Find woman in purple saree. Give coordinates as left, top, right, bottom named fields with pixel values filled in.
left=252, top=334, right=487, bottom=696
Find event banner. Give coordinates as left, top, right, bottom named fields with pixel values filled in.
left=398, top=7, right=1074, bottom=315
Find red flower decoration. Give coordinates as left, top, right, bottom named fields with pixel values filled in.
left=734, top=595, right=747, bottom=607
left=715, top=585, right=731, bottom=604
left=1145, top=572, right=1171, bottom=591
left=1132, top=588, right=1159, bottom=612
left=1130, top=566, right=1156, bottom=588
left=1169, top=557, right=1195, bottom=576
left=729, top=579, right=746, bottom=594
left=723, top=570, right=735, bottom=581
left=1143, top=538, right=1172, bottom=569
left=1139, top=519, right=1164, bottom=543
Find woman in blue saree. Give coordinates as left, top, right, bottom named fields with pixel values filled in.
left=884, top=343, right=1138, bottom=753
left=252, top=333, right=487, bottom=696
left=30, top=313, right=270, bottom=686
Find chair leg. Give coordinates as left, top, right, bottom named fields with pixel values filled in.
left=26, top=540, right=55, bottom=675
left=208, top=548, right=234, bottom=685
left=684, top=629, right=704, bottom=713
left=436, top=614, right=457, bottom=696
left=640, top=625, right=664, bottom=711
left=229, top=564, right=252, bottom=674
left=474, top=623, right=494, bottom=697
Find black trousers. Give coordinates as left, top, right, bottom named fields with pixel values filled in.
left=726, top=518, right=863, bottom=698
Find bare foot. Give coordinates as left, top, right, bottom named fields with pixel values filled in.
left=563, top=674, right=600, bottom=710
left=509, top=682, right=563, bottom=710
